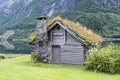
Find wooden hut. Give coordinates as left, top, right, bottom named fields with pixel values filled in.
left=30, top=16, right=102, bottom=65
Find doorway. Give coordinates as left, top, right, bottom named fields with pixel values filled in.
left=52, top=45, right=61, bottom=64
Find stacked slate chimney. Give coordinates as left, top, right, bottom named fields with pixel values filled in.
left=35, top=16, right=49, bottom=62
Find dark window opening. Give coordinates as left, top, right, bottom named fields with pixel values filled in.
left=57, top=27, right=60, bottom=30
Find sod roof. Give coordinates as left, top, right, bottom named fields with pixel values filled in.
left=47, top=16, right=102, bottom=44
left=29, top=16, right=102, bottom=44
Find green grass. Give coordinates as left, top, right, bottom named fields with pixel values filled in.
left=0, top=55, right=119, bottom=80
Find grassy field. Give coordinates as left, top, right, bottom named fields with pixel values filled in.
left=0, top=55, right=119, bottom=80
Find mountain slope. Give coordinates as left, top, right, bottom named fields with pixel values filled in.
left=0, top=0, right=120, bottom=37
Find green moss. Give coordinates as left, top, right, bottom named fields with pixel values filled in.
left=29, top=32, right=36, bottom=44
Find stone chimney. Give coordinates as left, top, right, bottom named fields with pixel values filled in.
left=36, top=16, right=47, bottom=41
left=35, top=16, right=49, bottom=62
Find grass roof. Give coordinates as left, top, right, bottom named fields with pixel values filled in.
left=29, top=16, right=102, bottom=44
left=29, top=32, right=36, bottom=44
left=47, top=16, right=102, bottom=44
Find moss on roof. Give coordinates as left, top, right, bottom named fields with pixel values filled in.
left=29, top=16, right=102, bottom=44
left=29, top=32, right=36, bottom=44
left=47, top=16, right=102, bottom=44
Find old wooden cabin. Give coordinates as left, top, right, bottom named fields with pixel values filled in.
left=30, top=16, right=101, bottom=65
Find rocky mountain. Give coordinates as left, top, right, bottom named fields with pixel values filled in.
left=0, top=0, right=120, bottom=53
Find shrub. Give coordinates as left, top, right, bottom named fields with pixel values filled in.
left=31, top=52, right=40, bottom=63
left=0, top=55, right=5, bottom=59
left=85, top=44, right=120, bottom=74
left=31, top=51, right=50, bottom=63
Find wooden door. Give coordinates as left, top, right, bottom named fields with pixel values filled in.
left=52, top=46, right=61, bottom=64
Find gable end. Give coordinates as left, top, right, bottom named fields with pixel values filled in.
left=47, top=21, right=88, bottom=45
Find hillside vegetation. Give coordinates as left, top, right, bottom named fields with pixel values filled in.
left=0, top=0, right=120, bottom=38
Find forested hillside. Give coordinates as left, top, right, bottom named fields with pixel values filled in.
left=0, top=0, right=120, bottom=37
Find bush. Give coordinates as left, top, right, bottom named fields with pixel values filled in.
left=31, top=52, right=50, bottom=63
left=0, top=55, right=5, bottom=59
left=85, top=44, right=120, bottom=74
left=31, top=52, right=40, bottom=63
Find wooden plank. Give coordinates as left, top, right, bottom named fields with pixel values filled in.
left=51, top=25, right=65, bottom=45
left=66, top=32, right=81, bottom=44
left=64, top=30, right=66, bottom=44
left=60, top=44, right=84, bottom=65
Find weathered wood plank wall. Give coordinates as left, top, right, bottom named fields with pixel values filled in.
left=48, top=24, right=84, bottom=65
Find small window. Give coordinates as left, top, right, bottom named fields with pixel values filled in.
left=57, top=27, right=60, bottom=30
